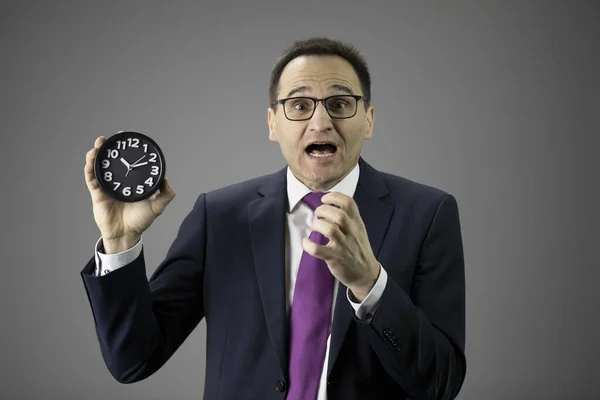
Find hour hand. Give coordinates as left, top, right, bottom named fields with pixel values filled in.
left=120, top=157, right=132, bottom=168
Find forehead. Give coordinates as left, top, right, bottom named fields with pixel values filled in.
left=278, top=55, right=361, bottom=96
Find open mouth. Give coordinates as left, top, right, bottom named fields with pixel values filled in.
left=305, top=142, right=338, bottom=158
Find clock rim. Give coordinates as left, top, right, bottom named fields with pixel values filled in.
left=93, top=131, right=166, bottom=203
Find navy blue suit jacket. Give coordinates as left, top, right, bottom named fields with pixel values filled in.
left=81, top=157, right=466, bottom=400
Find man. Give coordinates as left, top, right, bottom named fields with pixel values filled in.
left=81, top=37, right=466, bottom=400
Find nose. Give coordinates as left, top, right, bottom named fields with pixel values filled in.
left=308, top=101, right=333, bottom=133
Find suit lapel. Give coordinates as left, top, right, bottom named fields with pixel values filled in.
left=327, top=157, right=393, bottom=377
left=247, top=159, right=393, bottom=379
left=248, top=167, right=289, bottom=378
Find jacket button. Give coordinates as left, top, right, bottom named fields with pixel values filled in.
left=275, top=380, right=286, bottom=392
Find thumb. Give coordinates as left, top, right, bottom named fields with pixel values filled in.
left=151, top=177, right=176, bottom=215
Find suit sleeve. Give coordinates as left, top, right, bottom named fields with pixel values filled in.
left=80, top=193, right=208, bottom=384
left=356, top=193, right=467, bottom=400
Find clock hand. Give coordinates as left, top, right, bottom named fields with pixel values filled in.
left=120, top=157, right=132, bottom=168
left=126, top=155, right=148, bottom=176
left=131, top=155, right=146, bottom=166
left=131, top=161, right=149, bottom=168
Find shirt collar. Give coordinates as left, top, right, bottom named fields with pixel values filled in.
left=286, top=162, right=360, bottom=212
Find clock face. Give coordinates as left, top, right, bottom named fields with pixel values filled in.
left=94, top=131, right=166, bottom=202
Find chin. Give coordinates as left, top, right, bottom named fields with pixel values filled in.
left=290, top=156, right=346, bottom=189
left=306, top=170, right=344, bottom=190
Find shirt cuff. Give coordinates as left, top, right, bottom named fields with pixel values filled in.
left=94, top=236, right=143, bottom=277
left=346, top=263, right=388, bottom=322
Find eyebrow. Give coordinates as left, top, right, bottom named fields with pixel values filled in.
left=285, top=84, right=355, bottom=98
left=286, top=86, right=309, bottom=97
left=330, top=84, right=354, bottom=95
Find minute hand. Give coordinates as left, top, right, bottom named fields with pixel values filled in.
left=132, top=161, right=148, bottom=168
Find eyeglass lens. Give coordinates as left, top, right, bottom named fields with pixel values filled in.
left=284, top=96, right=357, bottom=120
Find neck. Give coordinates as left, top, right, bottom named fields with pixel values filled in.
left=294, top=162, right=358, bottom=192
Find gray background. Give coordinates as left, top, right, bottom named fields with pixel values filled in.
left=1, top=0, right=598, bottom=399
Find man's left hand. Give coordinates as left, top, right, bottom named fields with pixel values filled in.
left=302, top=191, right=381, bottom=302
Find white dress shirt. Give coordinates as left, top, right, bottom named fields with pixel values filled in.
left=94, top=161, right=388, bottom=399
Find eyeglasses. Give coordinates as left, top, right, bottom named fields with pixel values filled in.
left=272, top=95, right=368, bottom=121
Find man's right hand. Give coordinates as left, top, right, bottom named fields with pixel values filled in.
left=84, top=136, right=176, bottom=254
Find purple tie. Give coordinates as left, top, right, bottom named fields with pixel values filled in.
left=287, top=192, right=335, bottom=400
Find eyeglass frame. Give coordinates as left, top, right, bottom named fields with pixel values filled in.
left=271, top=94, right=369, bottom=121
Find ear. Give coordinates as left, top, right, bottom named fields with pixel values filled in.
left=364, top=105, right=374, bottom=140
left=268, top=107, right=279, bottom=142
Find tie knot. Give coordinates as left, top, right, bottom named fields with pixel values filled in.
left=302, top=192, right=326, bottom=211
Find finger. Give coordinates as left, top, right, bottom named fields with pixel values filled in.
left=84, top=147, right=100, bottom=192
left=148, top=177, right=172, bottom=201
left=94, top=136, right=106, bottom=149
left=311, top=218, right=344, bottom=245
left=321, top=192, right=358, bottom=219
left=161, top=177, right=175, bottom=195
left=150, top=177, right=176, bottom=215
left=302, top=236, right=334, bottom=261
left=314, top=204, right=350, bottom=234
left=85, top=137, right=108, bottom=201
left=85, top=136, right=105, bottom=178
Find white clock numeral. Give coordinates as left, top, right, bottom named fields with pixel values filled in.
left=149, top=153, right=157, bottom=162
left=136, top=185, right=144, bottom=194
left=113, top=182, right=121, bottom=191
left=102, top=160, right=110, bottom=168
left=123, top=187, right=131, bottom=196
left=117, top=140, right=127, bottom=150
left=104, top=171, right=113, bottom=181
left=107, top=149, right=119, bottom=158
left=128, top=138, right=140, bottom=148
left=144, top=177, right=154, bottom=186
left=143, top=144, right=148, bottom=152
left=151, top=166, right=159, bottom=175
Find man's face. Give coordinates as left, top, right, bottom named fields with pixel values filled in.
left=268, top=55, right=374, bottom=192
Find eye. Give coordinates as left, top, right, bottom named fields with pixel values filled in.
left=328, top=99, right=348, bottom=110
left=290, top=98, right=311, bottom=111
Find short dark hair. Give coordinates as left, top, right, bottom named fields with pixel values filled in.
left=269, top=37, right=371, bottom=109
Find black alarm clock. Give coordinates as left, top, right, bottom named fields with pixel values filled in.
left=94, top=131, right=166, bottom=202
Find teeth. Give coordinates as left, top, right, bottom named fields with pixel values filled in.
left=309, top=152, right=335, bottom=158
